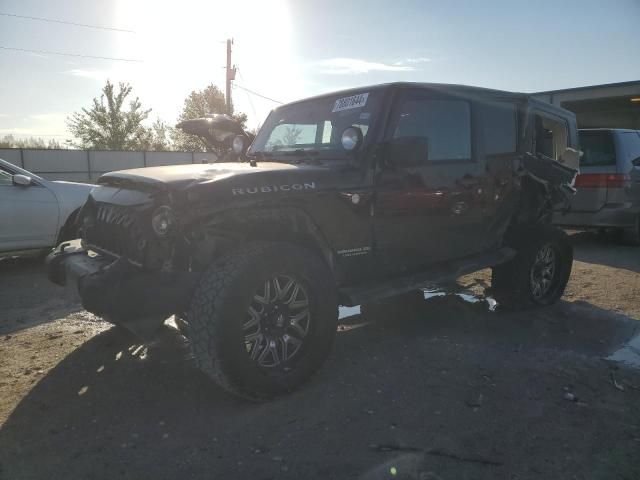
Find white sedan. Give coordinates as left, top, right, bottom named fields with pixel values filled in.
left=0, top=158, right=93, bottom=257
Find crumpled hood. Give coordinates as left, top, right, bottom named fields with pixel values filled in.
left=94, top=161, right=347, bottom=210
left=97, top=162, right=303, bottom=190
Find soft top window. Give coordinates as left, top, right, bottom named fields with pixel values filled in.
left=481, top=102, right=517, bottom=155
left=535, top=114, right=568, bottom=161
left=393, top=98, right=471, bottom=162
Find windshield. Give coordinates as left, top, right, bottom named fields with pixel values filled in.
left=249, top=90, right=382, bottom=156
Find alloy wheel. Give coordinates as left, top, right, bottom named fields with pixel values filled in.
left=243, top=274, right=311, bottom=369
left=529, top=243, right=557, bottom=300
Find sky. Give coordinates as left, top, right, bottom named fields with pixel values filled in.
left=0, top=0, right=639, bottom=141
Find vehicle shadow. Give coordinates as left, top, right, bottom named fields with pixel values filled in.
left=569, top=230, right=640, bottom=274
left=0, top=295, right=638, bottom=480
left=0, top=257, right=83, bottom=335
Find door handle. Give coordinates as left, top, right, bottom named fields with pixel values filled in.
left=340, top=191, right=372, bottom=206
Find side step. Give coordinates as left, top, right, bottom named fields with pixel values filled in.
left=339, top=247, right=516, bottom=306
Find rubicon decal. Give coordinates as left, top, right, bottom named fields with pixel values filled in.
left=337, top=246, right=371, bottom=257
left=232, top=182, right=316, bottom=195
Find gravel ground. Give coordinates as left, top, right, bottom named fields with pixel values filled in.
left=0, top=231, right=639, bottom=480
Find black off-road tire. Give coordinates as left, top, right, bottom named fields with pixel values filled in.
left=360, top=290, right=425, bottom=322
left=491, top=225, right=573, bottom=310
left=186, top=242, right=338, bottom=400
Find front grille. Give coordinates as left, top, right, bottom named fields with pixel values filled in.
left=84, top=204, right=147, bottom=264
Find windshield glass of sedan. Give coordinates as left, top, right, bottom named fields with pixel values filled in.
left=249, top=90, right=381, bottom=155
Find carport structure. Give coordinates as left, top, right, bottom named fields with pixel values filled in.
left=533, top=80, right=640, bottom=129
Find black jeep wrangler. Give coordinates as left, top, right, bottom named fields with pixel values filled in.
left=48, top=83, right=579, bottom=399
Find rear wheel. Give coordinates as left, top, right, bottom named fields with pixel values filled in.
left=491, top=225, right=573, bottom=310
left=187, top=243, right=338, bottom=400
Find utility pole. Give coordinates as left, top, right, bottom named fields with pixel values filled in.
left=225, top=38, right=236, bottom=116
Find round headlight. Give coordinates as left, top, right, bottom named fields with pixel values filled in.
left=232, top=135, right=245, bottom=154
left=341, top=126, right=363, bottom=152
left=151, top=206, right=176, bottom=237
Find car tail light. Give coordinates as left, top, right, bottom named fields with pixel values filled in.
left=574, top=173, right=630, bottom=188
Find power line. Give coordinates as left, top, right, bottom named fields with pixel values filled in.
left=0, top=46, right=142, bottom=62
left=236, top=69, right=257, bottom=118
left=232, top=83, right=283, bottom=104
left=0, top=12, right=135, bottom=33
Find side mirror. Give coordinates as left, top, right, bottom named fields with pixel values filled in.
left=12, top=174, right=33, bottom=187
left=388, top=136, right=429, bottom=167
left=341, top=126, right=363, bottom=152
left=632, top=156, right=640, bottom=167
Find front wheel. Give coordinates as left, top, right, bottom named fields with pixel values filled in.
left=491, top=225, right=573, bottom=310
left=187, top=243, right=338, bottom=400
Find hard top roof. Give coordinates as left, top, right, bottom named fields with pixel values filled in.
left=278, top=82, right=573, bottom=119
left=282, top=82, right=528, bottom=107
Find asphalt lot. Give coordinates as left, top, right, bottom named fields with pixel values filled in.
left=1, top=231, right=639, bottom=480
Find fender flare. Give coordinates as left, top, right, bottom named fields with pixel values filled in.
left=56, top=208, right=81, bottom=244
left=187, top=206, right=339, bottom=275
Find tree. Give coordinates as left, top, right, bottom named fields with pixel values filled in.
left=282, top=126, right=302, bottom=145
left=0, top=135, right=63, bottom=149
left=171, top=84, right=247, bottom=152
left=140, top=118, right=175, bottom=151
left=67, top=81, right=151, bottom=150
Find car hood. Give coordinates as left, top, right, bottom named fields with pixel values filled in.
left=98, top=162, right=304, bottom=189
left=90, top=160, right=356, bottom=213
left=95, top=162, right=352, bottom=205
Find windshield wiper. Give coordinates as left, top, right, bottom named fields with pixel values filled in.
left=246, top=150, right=273, bottom=166
left=281, top=149, right=323, bottom=165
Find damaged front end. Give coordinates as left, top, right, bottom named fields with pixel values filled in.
left=46, top=184, right=197, bottom=338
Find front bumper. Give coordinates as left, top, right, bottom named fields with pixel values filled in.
left=46, top=242, right=198, bottom=322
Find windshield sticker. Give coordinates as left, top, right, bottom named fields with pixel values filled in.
left=332, top=93, right=369, bottom=113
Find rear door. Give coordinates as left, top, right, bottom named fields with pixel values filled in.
left=477, top=100, right=521, bottom=245
left=373, top=90, right=490, bottom=274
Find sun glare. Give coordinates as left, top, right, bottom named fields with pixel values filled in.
left=112, top=0, right=301, bottom=128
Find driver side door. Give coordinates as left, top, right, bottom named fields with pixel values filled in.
left=0, top=165, right=60, bottom=253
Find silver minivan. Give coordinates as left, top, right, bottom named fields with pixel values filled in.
left=553, top=128, right=640, bottom=244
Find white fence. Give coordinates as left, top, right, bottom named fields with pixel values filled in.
left=0, top=148, right=218, bottom=182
